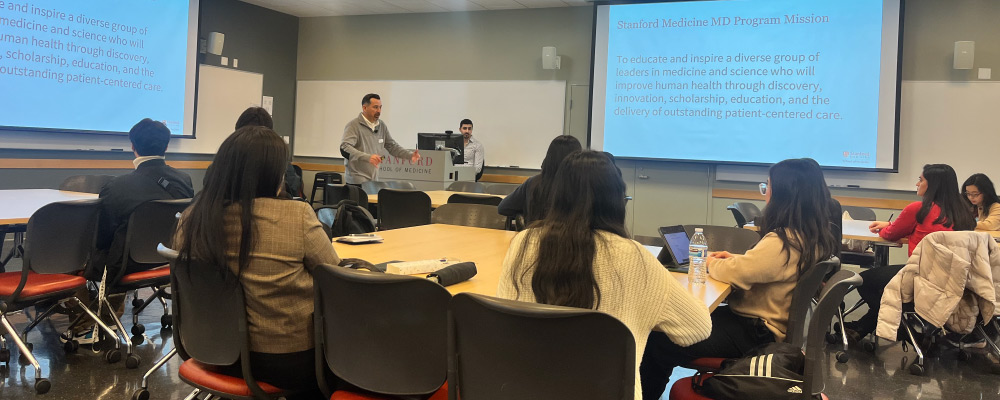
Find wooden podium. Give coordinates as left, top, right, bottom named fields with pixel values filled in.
left=376, top=150, right=476, bottom=190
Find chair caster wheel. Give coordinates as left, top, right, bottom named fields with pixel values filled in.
left=909, top=363, right=924, bottom=376
left=18, top=342, right=33, bottom=364
left=825, top=332, right=837, bottom=344
left=863, top=340, right=877, bottom=353
left=125, top=353, right=141, bottom=369
left=132, top=335, right=145, bottom=346
left=132, top=324, right=145, bottom=336
left=131, top=389, right=150, bottom=400
left=64, top=339, right=80, bottom=353
left=836, top=351, right=849, bottom=363
left=958, top=350, right=972, bottom=361
left=132, top=298, right=145, bottom=308
left=161, top=314, right=172, bottom=328
left=105, top=349, right=122, bottom=364
left=34, top=378, right=51, bottom=394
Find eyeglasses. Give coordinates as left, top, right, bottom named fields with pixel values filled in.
left=965, top=191, right=982, bottom=198
left=759, top=182, right=768, bottom=196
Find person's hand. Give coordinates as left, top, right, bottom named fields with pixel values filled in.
left=869, top=221, right=890, bottom=233
left=411, top=150, right=421, bottom=162
left=368, top=154, right=382, bottom=166
left=707, top=251, right=733, bottom=259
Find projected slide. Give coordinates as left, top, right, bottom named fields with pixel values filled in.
left=592, top=0, right=901, bottom=169
left=0, top=0, right=198, bottom=136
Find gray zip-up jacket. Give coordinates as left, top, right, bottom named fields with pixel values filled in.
left=340, top=113, right=414, bottom=184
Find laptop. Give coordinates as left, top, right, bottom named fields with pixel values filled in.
left=657, top=225, right=691, bottom=273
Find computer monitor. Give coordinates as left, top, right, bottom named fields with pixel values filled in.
left=417, top=132, right=464, bottom=165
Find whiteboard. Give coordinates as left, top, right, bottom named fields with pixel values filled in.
left=0, top=64, right=262, bottom=155
left=294, top=80, right=566, bottom=169
left=717, top=81, right=1000, bottom=191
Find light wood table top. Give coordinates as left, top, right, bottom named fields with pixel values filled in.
left=0, top=189, right=98, bottom=225
left=332, top=224, right=731, bottom=311
left=367, top=190, right=505, bottom=208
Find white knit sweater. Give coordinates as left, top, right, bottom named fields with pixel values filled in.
left=497, top=230, right=713, bottom=400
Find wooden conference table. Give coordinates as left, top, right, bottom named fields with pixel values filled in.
left=367, top=190, right=506, bottom=208
left=332, top=224, right=731, bottom=311
left=0, top=189, right=98, bottom=270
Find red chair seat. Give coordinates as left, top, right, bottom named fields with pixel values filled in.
left=331, top=383, right=448, bottom=400
left=119, top=265, right=170, bottom=284
left=685, top=357, right=726, bottom=372
left=669, top=377, right=712, bottom=399
left=179, top=359, right=285, bottom=397
left=0, top=272, right=86, bottom=298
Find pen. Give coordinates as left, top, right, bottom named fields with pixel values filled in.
left=887, top=213, right=894, bottom=222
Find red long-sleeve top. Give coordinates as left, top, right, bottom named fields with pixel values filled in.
left=879, top=201, right=954, bottom=256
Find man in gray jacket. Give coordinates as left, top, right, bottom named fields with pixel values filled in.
left=340, top=93, right=420, bottom=184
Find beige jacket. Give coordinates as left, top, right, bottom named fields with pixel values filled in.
left=876, top=231, right=1000, bottom=340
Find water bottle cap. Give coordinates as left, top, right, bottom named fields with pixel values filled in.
left=695, top=228, right=703, bottom=232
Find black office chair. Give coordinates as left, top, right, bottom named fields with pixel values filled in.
left=387, top=180, right=417, bottom=190
left=59, top=174, right=116, bottom=194
left=447, top=193, right=502, bottom=206
left=681, top=225, right=761, bottom=254
left=671, top=269, right=861, bottom=400
left=309, top=171, right=343, bottom=207
left=485, top=183, right=519, bottom=196
left=377, top=189, right=432, bottom=230
left=312, top=265, right=450, bottom=400
left=449, top=293, right=635, bottom=400
left=447, top=181, right=487, bottom=193
left=361, top=181, right=391, bottom=195
left=161, top=246, right=292, bottom=399
left=432, top=204, right=506, bottom=230
left=323, top=183, right=368, bottom=208
left=840, top=206, right=877, bottom=268
left=0, top=199, right=118, bottom=393
left=726, top=202, right=761, bottom=228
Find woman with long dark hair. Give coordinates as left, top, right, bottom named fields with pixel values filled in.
left=845, top=164, right=976, bottom=340
left=640, top=158, right=839, bottom=400
left=497, top=151, right=711, bottom=400
left=963, top=173, right=1000, bottom=231
left=498, top=135, right=582, bottom=222
left=175, top=126, right=340, bottom=398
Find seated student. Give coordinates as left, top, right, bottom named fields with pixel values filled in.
left=497, top=151, right=712, bottom=400
left=66, top=118, right=195, bottom=344
left=844, top=164, right=975, bottom=340
left=235, top=106, right=303, bottom=198
left=963, top=173, right=1000, bottom=231
left=640, top=158, right=839, bottom=400
left=174, top=126, right=341, bottom=398
left=497, top=135, right=582, bottom=223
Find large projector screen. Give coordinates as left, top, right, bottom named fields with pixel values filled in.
left=0, top=0, right=200, bottom=137
left=591, top=0, right=903, bottom=170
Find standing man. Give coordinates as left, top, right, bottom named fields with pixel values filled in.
left=340, top=93, right=420, bottom=184
left=459, top=118, right=485, bottom=180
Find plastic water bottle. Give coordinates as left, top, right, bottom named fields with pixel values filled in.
left=689, top=228, right=708, bottom=285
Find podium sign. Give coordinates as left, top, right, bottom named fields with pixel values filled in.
left=377, top=150, right=475, bottom=190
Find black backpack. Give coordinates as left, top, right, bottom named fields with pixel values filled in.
left=317, top=200, right=376, bottom=238
left=693, top=342, right=820, bottom=400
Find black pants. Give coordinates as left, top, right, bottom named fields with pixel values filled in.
left=639, top=305, right=775, bottom=400
left=220, top=349, right=325, bottom=400
left=853, top=264, right=905, bottom=337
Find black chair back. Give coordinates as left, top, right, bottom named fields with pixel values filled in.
left=726, top=202, right=761, bottom=227
left=378, top=189, right=431, bottom=230
left=323, top=183, right=368, bottom=208
left=387, top=180, right=417, bottom=190
left=313, top=265, right=450, bottom=397
left=447, top=193, right=502, bottom=206
left=842, top=206, right=877, bottom=221
left=682, top=225, right=761, bottom=254
left=59, top=174, right=115, bottom=194
left=432, top=204, right=506, bottom=229
left=123, top=199, right=191, bottom=265
left=804, top=270, right=861, bottom=399
left=449, top=293, right=635, bottom=400
left=362, top=181, right=391, bottom=195
left=485, top=183, right=518, bottom=196
left=447, top=181, right=486, bottom=193
left=23, top=199, right=101, bottom=275
left=786, top=257, right=840, bottom=347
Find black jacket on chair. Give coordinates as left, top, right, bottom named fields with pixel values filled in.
left=86, top=159, right=194, bottom=281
